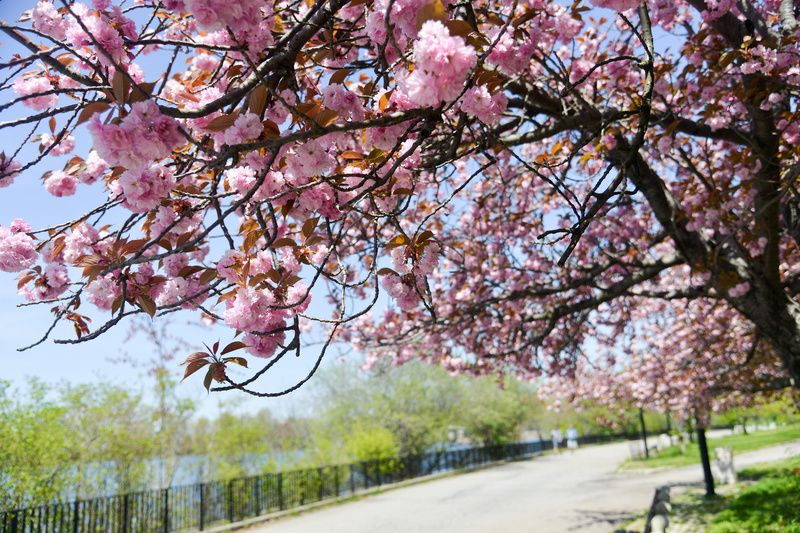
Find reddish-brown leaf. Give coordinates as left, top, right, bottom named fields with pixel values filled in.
left=262, top=120, right=280, bottom=139
left=385, top=235, right=409, bottom=250
left=221, top=341, right=247, bottom=355
left=445, top=20, right=474, bottom=38
left=315, top=107, right=339, bottom=127
left=77, top=102, right=110, bottom=125
left=182, top=359, right=210, bottom=381
left=111, top=70, right=130, bottom=105
left=111, top=295, right=123, bottom=315
left=137, top=295, right=157, bottom=318
left=205, top=113, right=238, bottom=132
left=128, top=81, right=156, bottom=103
left=203, top=366, right=215, bottom=391
left=416, top=230, right=435, bottom=243
left=223, top=356, right=248, bottom=367
left=249, top=84, right=268, bottom=116
left=178, top=265, right=205, bottom=278
left=330, top=69, right=351, bottom=85
left=199, top=269, right=217, bottom=285
left=340, top=151, right=364, bottom=161
left=272, top=237, right=297, bottom=248
left=416, top=0, right=446, bottom=30
left=217, top=290, right=237, bottom=304
left=182, top=351, right=210, bottom=364
left=17, top=272, right=36, bottom=289
left=302, top=217, right=319, bottom=238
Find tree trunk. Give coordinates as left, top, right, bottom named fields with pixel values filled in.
left=737, top=287, right=800, bottom=386
left=696, top=423, right=716, bottom=497
left=639, top=407, right=650, bottom=459
left=614, top=139, right=800, bottom=388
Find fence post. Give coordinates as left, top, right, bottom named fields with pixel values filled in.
left=349, top=464, right=355, bottom=495
left=72, top=500, right=80, bottom=533
left=227, top=481, right=234, bottom=523
left=318, top=467, right=324, bottom=501
left=376, top=461, right=382, bottom=486
left=255, top=477, right=262, bottom=516
left=162, top=488, right=169, bottom=533
left=334, top=466, right=340, bottom=497
left=277, top=474, right=284, bottom=511
left=121, top=494, right=129, bottom=533
left=199, top=484, right=205, bottom=531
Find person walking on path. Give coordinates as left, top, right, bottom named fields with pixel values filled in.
left=551, top=427, right=563, bottom=453
left=566, top=427, right=579, bottom=452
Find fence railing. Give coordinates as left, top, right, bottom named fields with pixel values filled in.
left=0, top=432, right=649, bottom=533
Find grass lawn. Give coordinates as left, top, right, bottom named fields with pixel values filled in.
left=666, top=456, right=800, bottom=533
left=620, top=425, right=800, bottom=470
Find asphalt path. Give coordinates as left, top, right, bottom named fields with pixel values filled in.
left=247, top=437, right=800, bottom=533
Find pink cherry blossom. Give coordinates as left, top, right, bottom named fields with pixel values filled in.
left=31, top=1, right=67, bottom=39
left=0, top=157, right=21, bottom=189
left=40, top=134, right=75, bottom=156
left=223, top=113, right=263, bottom=145
left=590, top=0, right=641, bottom=11
left=114, top=165, right=176, bottom=213
left=460, top=86, right=507, bottom=125
left=399, top=21, right=477, bottom=106
left=0, top=224, right=38, bottom=272
left=89, top=100, right=182, bottom=169
left=13, top=75, right=58, bottom=110
left=44, top=171, right=78, bottom=197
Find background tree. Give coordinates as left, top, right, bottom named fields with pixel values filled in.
left=0, top=380, right=75, bottom=508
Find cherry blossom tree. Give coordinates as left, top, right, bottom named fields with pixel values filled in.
left=1, top=0, right=799, bottom=398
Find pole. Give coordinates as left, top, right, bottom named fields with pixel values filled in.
left=639, top=407, right=650, bottom=459
left=227, top=481, right=233, bottom=523
left=162, top=488, right=169, bottom=533
left=199, top=484, right=205, bottom=531
left=72, top=501, right=79, bottom=533
left=696, top=423, right=716, bottom=497
left=277, top=474, right=284, bottom=511
left=121, top=494, right=129, bottom=533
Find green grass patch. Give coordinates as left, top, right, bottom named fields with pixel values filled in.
left=709, top=456, right=800, bottom=533
left=620, top=425, right=800, bottom=470
left=665, top=456, right=800, bottom=533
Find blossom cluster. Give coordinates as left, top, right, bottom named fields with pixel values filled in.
left=399, top=21, right=476, bottom=106
left=88, top=100, right=183, bottom=171
left=0, top=222, right=37, bottom=273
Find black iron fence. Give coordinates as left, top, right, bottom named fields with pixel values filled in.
left=0, top=432, right=649, bottom=533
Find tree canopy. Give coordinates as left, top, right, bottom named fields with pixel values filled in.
left=1, top=0, right=799, bottom=409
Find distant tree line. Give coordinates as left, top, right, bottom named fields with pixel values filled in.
left=4, top=358, right=795, bottom=510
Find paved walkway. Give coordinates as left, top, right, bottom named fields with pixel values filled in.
left=247, top=439, right=800, bottom=533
